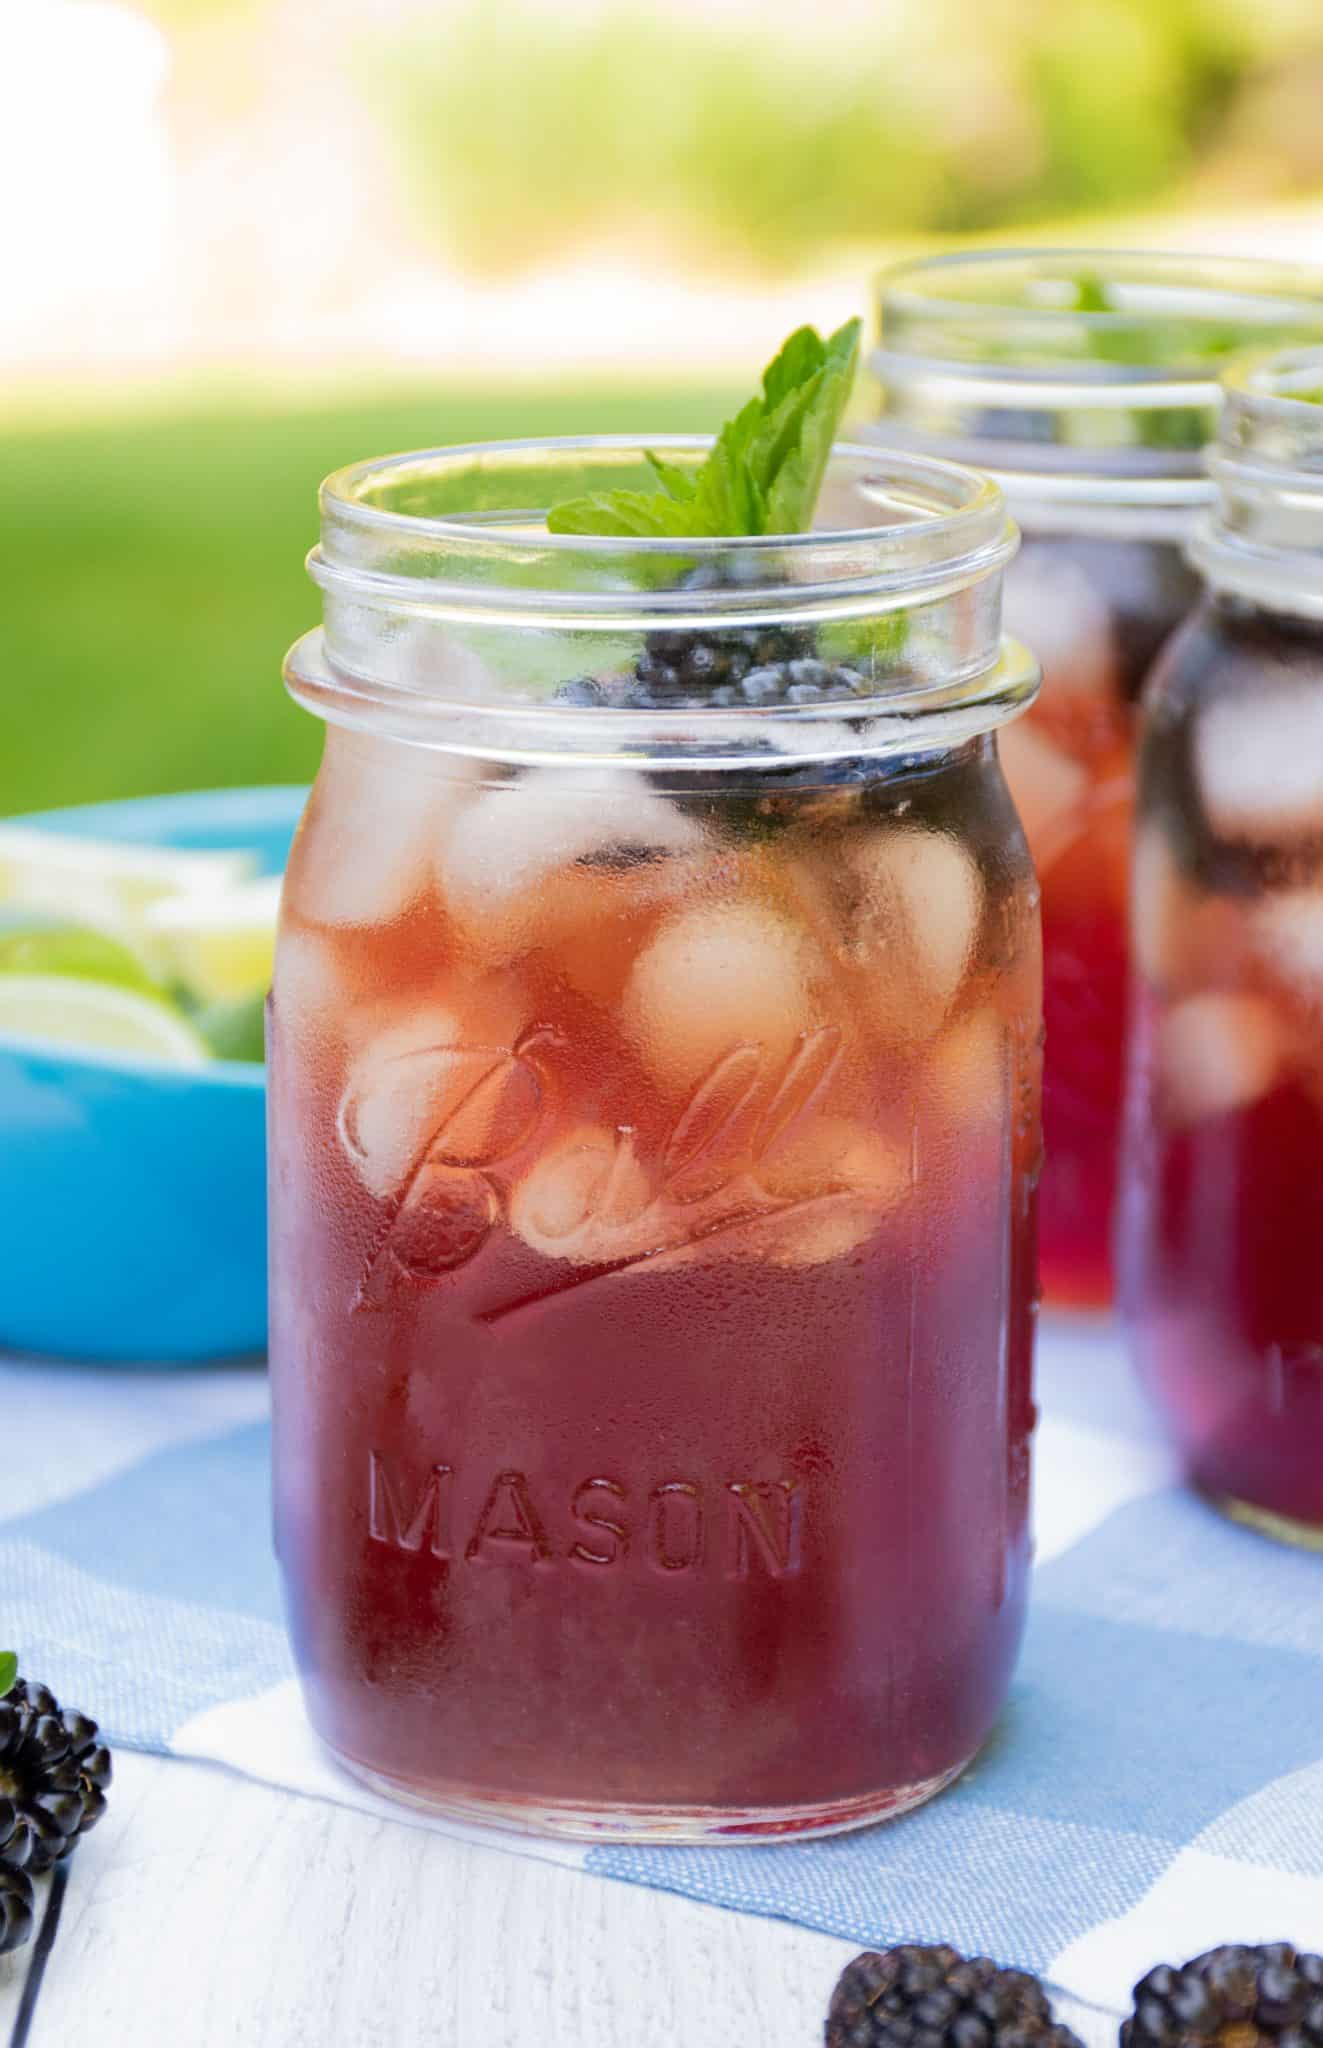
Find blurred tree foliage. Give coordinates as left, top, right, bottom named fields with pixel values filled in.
left=376, top=0, right=1307, bottom=273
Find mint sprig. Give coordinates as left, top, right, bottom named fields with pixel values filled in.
left=547, top=317, right=862, bottom=540
left=0, top=1651, right=16, bottom=1698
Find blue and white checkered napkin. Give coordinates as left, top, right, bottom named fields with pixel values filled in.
left=6, top=1320, right=1323, bottom=2013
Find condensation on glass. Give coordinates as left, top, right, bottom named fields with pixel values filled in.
left=867, top=251, right=1323, bottom=1308
left=271, top=436, right=1043, bottom=1840
left=1120, top=347, right=1323, bottom=1546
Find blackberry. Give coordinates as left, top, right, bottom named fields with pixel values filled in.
left=554, top=555, right=878, bottom=715
left=555, top=655, right=871, bottom=716
left=0, top=1676, right=112, bottom=1878
left=1122, top=1945, right=1323, bottom=2048
left=0, top=1853, right=34, bottom=1956
left=638, top=560, right=820, bottom=694
left=826, top=1943, right=1085, bottom=2048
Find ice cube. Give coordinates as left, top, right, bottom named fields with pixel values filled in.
left=1131, top=829, right=1252, bottom=994
left=852, top=826, right=983, bottom=1037
left=697, top=1195, right=875, bottom=1268
left=337, top=1011, right=461, bottom=1197
left=754, top=1112, right=904, bottom=1209
left=338, top=1004, right=541, bottom=1199
left=772, top=1201, right=888, bottom=1266
left=1251, top=888, right=1323, bottom=1001
left=728, top=1116, right=903, bottom=1267
left=621, top=897, right=816, bottom=1095
left=271, top=925, right=348, bottom=1041
left=997, top=719, right=1089, bottom=868
left=1002, top=546, right=1120, bottom=701
left=291, top=733, right=480, bottom=929
left=930, top=1009, right=1010, bottom=1132
left=1131, top=827, right=1188, bottom=988
left=1195, top=683, right=1323, bottom=844
left=510, top=1124, right=653, bottom=1264
left=440, top=766, right=702, bottom=960
left=1158, top=993, right=1284, bottom=1126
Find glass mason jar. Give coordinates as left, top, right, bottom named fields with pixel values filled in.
left=1120, top=348, right=1323, bottom=1546
left=270, top=435, right=1043, bottom=1841
left=868, top=251, right=1323, bottom=1309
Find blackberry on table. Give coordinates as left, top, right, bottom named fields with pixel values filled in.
left=826, top=1943, right=1085, bottom=2048
left=0, top=1675, right=112, bottom=1879
left=1122, top=1944, right=1323, bottom=2048
left=0, top=1853, right=33, bottom=1956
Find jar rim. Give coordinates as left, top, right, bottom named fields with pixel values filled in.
left=1191, top=343, right=1323, bottom=618
left=317, top=433, right=1009, bottom=573
left=875, top=247, right=1323, bottom=377
left=1220, top=343, right=1323, bottom=421
left=292, top=436, right=1032, bottom=761
left=868, top=246, right=1323, bottom=497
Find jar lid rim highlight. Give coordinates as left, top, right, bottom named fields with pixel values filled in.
left=869, top=247, right=1323, bottom=483
left=316, top=435, right=1013, bottom=596
left=1190, top=345, right=1323, bottom=616
left=876, top=247, right=1323, bottom=373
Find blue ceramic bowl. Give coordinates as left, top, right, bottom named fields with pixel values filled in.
left=0, top=787, right=306, bottom=1363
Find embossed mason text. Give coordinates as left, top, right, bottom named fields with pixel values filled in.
left=368, top=1452, right=804, bottom=1578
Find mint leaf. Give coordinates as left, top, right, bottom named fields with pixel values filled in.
left=643, top=450, right=699, bottom=502
left=0, top=1652, right=16, bottom=1698
left=1073, top=273, right=1110, bottom=316
left=684, top=395, right=768, bottom=536
left=760, top=319, right=860, bottom=535
left=547, top=317, right=862, bottom=541
left=541, top=486, right=705, bottom=540
left=759, top=323, right=829, bottom=412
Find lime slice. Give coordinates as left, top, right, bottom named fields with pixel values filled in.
left=145, top=874, right=281, bottom=1003
left=0, top=826, right=256, bottom=930
left=0, top=912, right=163, bottom=996
left=0, top=974, right=210, bottom=1065
left=194, top=990, right=267, bottom=1064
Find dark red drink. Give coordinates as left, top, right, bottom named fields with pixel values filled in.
left=270, top=728, right=1041, bottom=1833
left=1000, top=531, right=1198, bottom=1308
left=270, top=435, right=1042, bottom=1837
left=871, top=249, right=1323, bottom=1308
left=1124, top=1020, right=1323, bottom=1534
left=1121, top=577, right=1323, bottom=1543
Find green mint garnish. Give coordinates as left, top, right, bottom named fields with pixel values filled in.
left=1069, top=274, right=1255, bottom=450
left=1073, top=273, right=1111, bottom=318
left=547, top=318, right=862, bottom=540
left=0, top=1652, right=16, bottom=1699
left=1072, top=274, right=1254, bottom=368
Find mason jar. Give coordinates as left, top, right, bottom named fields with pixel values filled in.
left=1120, top=347, right=1323, bottom=1546
left=270, top=435, right=1043, bottom=1840
left=868, top=250, right=1323, bottom=1308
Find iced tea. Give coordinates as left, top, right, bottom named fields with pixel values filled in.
left=871, top=251, right=1323, bottom=1306
left=1121, top=350, right=1323, bottom=1542
left=271, top=438, right=1043, bottom=1837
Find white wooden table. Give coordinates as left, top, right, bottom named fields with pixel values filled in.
left=0, top=1750, right=1121, bottom=2047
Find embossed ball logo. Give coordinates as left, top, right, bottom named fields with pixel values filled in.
left=340, top=1022, right=914, bottom=1313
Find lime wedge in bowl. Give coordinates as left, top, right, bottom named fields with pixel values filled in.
left=0, top=974, right=210, bottom=1065
left=145, top=873, right=281, bottom=1004
left=0, top=911, right=164, bottom=996
left=193, top=990, right=267, bottom=1063
left=0, top=825, right=256, bottom=930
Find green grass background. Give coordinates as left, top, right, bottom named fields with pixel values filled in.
left=1, top=384, right=736, bottom=819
